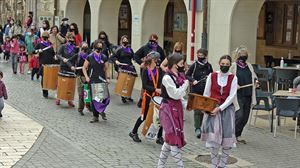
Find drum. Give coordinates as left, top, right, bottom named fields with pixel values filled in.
left=43, top=64, right=60, bottom=90
left=152, top=96, right=163, bottom=129
left=57, top=72, right=76, bottom=101
left=114, top=71, right=136, bottom=97
left=90, top=83, right=109, bottom=102
left=187, top=93, right=218, bottom=112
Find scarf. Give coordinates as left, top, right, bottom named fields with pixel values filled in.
left=41, top=40, right=50, bottom=47
left=236, top=60, right=248, bottom=69
left=148, top=67, right=157, bottom=81
left=166, top=68, right=186, bottom=86
left=79, top=51, right=88, bottom=60
left=149, top=42, right=158, bottom=51
left=66, top=43, right=75, bottom=54
left=93, top=52, right=102, bottom=64
left=123, top=46, right=132, bottom=54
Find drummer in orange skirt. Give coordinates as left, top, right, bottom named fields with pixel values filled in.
left=55, top=32, right=78, bottom=106
left=129, top=51, right=164, bottom=145
left=110, top=35, right=137, bottom=103
left=82, top=40, right=110, bottom=123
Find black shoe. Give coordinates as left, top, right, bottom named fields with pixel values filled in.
left=43, top=94, right=48, bottom=99
left=156, top=137, right=164, bottom=145
left=137, top=98, right=142, bottom=108
left=121, top=97, right=127, bottom=103
left=100, top=112, right=107, bottom=120
left=90, top=117, right=99, bottom=123
left=0, top=112, right=2, bottom=118
left=127, top=97, right=134, bottom=102
left=78, top=109, right=84, bottom=116
left=129, top=132, right=142, bottom=142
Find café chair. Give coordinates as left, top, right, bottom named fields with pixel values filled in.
left=274, top=97, right=300, bottom=139
left=264, top=55, right=273, bottom=68
left=274, top=69, right=297, bottom=91
left=256, top=68, right=273, bottom=92
left=250, top=90, right=275, bottom=129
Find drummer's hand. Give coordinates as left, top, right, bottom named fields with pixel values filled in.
left=63, top=58, right=68, bottom=63
left=54, top=55, right=58, bottom=60
left=106, top=78, right=110, bottom=84
left=71, top=66, right=76, bottom=71
left=192, top=80, right=198, bottom=85
left=211, top=107, right=221, bottom=116
left=37, top=49, right=42, bottom=53
left=115, top=60, right=121, bottom=65
left=237, top=85, right=241, bottom=90
left=85, top=77, right=90, bottom=83
left=140, top=62, right=145, bottom=68
left=155, top=89, right=161, bottom=94
left=255, top=81, right=260, bottom=88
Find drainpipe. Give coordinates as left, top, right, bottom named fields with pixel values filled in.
left=190, top=0, right=196, bottom=61
left=201, top=0, right=208, bottom=49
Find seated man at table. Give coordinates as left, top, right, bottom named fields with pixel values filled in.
left=292, top=76, right=300, bottom=127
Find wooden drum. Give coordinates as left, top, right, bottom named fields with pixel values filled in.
left=43, top=64, right=60, bottom=90
left=57, top=72, right=76, bottom=101
left=187, top=93, right=218, bottom=112
left=114, top=71, right=136, bottom=97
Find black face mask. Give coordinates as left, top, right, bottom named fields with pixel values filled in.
left=95, top=48, right=102, bottom=53
left=42, top=36, right=48, bottom=41
left=149, top=40, right=157, bottom=46
left=220, top=65, right=230, bottom=73
left=239, top=56, right=248, bottom=63
left=198, top=57, right=206, bottom=62
left=69, top=41, right=75, bottom=45
left=177, top=65, right=185, bottom=73
left=175, top=50, right=182, bottom=53
left=82, top=47, right=88, bottom=52
left=123, top=41, right=128, bottom=46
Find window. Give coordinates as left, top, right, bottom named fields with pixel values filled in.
left=265, top=1, right=300, bottom=47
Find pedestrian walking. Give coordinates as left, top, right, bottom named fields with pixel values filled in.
left=18, top=45, right=27, bottom=74
left=0, top=71, right=8, bottom=118
left=29, top=54, right=40, bottom=80
left=2, top=37, right=11, bottom=62
left=10, top=35, right=20, bottom=74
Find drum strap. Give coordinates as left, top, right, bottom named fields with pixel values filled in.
left=140, top=68, right=160, bottom=120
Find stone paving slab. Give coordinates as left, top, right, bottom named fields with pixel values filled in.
left=0, top=104, right=43, bottom=167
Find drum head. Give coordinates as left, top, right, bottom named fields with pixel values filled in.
left=152, top=96, right=163, bottom=106
left=58, top=72, right=76, bottom=78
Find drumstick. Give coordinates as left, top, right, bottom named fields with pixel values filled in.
left=56, top=54, right=75, bottom=69
left=119, top=63, right=128, bottom=66
left=239, top=84, right=253, bottom=89
left=75, top=67, right=83, bottom=70
left=35, top=46, right=52, bottom=53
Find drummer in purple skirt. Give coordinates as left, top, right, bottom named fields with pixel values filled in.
left=82, top=40, right=110, bottom=123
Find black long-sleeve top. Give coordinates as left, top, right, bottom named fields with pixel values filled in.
left=35, top=42, right=57, bottom=65
left=141, top=68, right=162, bottom=95
left=110, top=46, right=134, bottom=65
left=186, top=61, right=213, bottom=94
left=58, top=44, right=79, bottom=72
left=134, top=43, right=165, bottom=65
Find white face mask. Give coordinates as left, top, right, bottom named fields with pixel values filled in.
left=28, top=32, right=32, bottom=36
left=63, top=21, right=68, bottom=25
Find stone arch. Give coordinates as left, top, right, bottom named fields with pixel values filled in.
left=230, top=0, right=265, bottom=63
left=65, top=0, right=87, bottom=36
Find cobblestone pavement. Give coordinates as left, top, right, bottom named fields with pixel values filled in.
left=0, top=62, right=299, bottom=168
left=0, top=104, right=43, bottom=168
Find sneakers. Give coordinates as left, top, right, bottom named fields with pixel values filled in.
left=137, top=98, right=142, bottom=108
left=236, top=137, right=247, bottom=144
left=78, top=109, right=84, bottom=116
left=100, top=112, right=107, bottom=120
left=68, top=101, right=75, bottom=107
left=156, top=137, right=164, bottom=145
left=127, top=97, right=134, bottom=102
left=90, top=117, right=99, bottom=123
left=0, top=112, right=2, bottom=118
left=121, top=97, right=127, bottom=103
left=129, top=132, right=142, bottom=142
left=55, top=99, right=61, bottom=105
left=195, top=128, right=201, bottom=139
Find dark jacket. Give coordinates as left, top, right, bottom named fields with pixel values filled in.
left=0, top=80, right=8, bottom=99
left=141, top=68, right=163, bottom=95
left=35, top=42, right=57, bottom=65
left=58, top=44, right=79, bottom=72
left=186, top=61, right=213, bottom=94
left=134, top=42, right=165, bottom=65
left=60, top=24, right=69, bottom=37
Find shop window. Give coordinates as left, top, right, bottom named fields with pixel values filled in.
left=265, top=1, right=300, bottom=47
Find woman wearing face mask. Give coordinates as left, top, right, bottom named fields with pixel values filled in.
left=49, top=26, right=66, bottom=54
left=230, top=46, right=257, bottom=144
left=68, top=23, right=82, bottom=47
left=38, top=20, right=50, bottom=38
left=129, top=51, right=164, bottom=145
left=55, top=32, right=78, bottom=106
left=186, top=48, right=213, bottom=139
left=76, top=42, right=91, bottom=115
left=9, top=19, right=23, bottom=37
left=60, top=18, right=70, bottom=38
left=157, top=53, right=189, bottom=168
left=82, top=40, right=110, bottom=123
left=110, top=35, right=137, bottom=103
left=201, top=55, right=238, bottom=168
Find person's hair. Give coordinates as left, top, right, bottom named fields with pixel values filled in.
left=219, top=55, right=232, bottom=64
left=197, top=48, right=208, bottom=56
left=119, top=35, right=128, bottom=45
left=148, top=34, right=158, bottom=41
left=167, top=53, right=184, bottom=69
left=50, top=25, right=59, bottom=33
left=0, top=71, right=3, bottom=78
left=29, top=11, right=33, bottom=15
left=144, top=51, right=160, bottom=66
left=81, top=41, right=89, bottom=48
left=20, top=45, right=25, bottom=50
left=173, top=42, right=184, bottom=53
left=93, top=39, right=103, bottom=49
left=43, top=20, right=50, bottom=30
left=232, top=45, right=249, bottom=60
left=98, top=31, right=109, bottom=41
left=69, top=23, right=79, bottom=35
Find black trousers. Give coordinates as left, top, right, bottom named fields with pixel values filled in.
left=132, top=95, right=163, bottom=138
left=31, top=68, right=40, bottom=80
left=4, top=52, right=9, bottom=60
left=235, top=96, right=252, bottom=137
left=39, top=66, right=48, bottom=97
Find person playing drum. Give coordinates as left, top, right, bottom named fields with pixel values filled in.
left=76, top=42, right=91, bottom=115
left=201, top=55, right=238, bottom=168
left=82, top=40, right=110, bottom=123
left=110, top=35, right=137, bottom=103
left=34, top=31, right=57, bottom=98
left=129, top=51, right=164, bottom=145
left=157, top=53, right=189, bottom=168
left=55, top=32, right=78, bottom=106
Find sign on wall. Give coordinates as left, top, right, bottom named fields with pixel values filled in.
left=173, top=13, right=187, bottom=32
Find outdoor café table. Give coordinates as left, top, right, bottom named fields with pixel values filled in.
left=272, top=90, right=300, bottom=132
